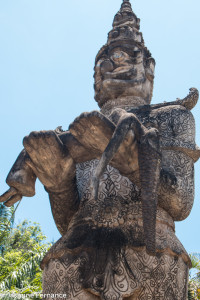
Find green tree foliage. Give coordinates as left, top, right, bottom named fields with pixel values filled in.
left=0, top=204, right=15, bottom=255
left=0, top=218, right=51, bottom=299
left=1, top=206, right=200, bottom=300
left=188, top=254, right=200, bottom=299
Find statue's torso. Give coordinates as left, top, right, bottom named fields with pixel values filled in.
left=42, top=159, right=190, bottom=299
left=53, top=104, right=195, bottom=262
left=67, top=158, right=188, bottom=264
left=42, top=105, right=196, bottom=299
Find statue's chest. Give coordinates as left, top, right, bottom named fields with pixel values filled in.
left=76, top=159, right=142, bottom=227
left=76, top=159, right=141, bottom=201
left=132, top=105, right=195, bottom=147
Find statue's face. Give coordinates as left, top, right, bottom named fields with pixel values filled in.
left=94, top=46, right=155, bottom=107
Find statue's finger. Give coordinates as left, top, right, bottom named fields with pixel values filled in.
left=23, top=136, right=34, bottom=153
left=45, top=132, right=65, bottom=156
left=23, top=131, right=42, bottom=152
left=35, top=131, right=49, bottom=149
left=44, top=131, right=58, bottom=146
left=26, top=157, right=52, bottom=186
left=4, top=194, right=22, bottom=207
left=0, top=187, right=18, bottom=203
left=25, top=157, right=40, bottom=176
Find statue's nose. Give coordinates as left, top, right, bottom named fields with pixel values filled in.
left=100, top=59, right=114, bottom=75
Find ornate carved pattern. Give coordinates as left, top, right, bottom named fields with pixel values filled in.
left=76, top=160, right=187, bottom=254
left=76, top=158, right=141, bottom=201
left=104, top=105, right=196, bottom=220
left=151, top=106, right=196, bottom=149
left=42, top=104, right=195, bottom=298
left=159, top=150, right=194, bottom=220
left=134, top=106, right=195, bottom=220
left=43, top=249, right=188, bottom=300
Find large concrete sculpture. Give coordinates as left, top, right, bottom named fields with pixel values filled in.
left=0, top=0, right=199, bottom=299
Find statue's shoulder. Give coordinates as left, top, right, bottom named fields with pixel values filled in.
left=149, top=105, right=195, bottom=135
left=130, top=104, right=196, bottom=147
left=151, top=104, right=194, bottom=122
left=148, top=105, right=200, bottom=162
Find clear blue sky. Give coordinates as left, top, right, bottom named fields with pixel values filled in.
left=0, top=0, right=199, bottom=253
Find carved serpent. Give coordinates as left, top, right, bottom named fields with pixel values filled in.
left=168, top=87, right=199, bottom=110
left=130, top=87, right=199, bottom=113
left=91, top=112, right=161, bottom=255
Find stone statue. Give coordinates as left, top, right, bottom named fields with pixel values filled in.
left=1, top=0, right=199, bottom=299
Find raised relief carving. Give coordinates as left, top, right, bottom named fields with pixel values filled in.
left=0, top=0, right=199, bottom=299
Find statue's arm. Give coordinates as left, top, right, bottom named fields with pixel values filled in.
left=23, top=130, right=82, bottom=235
left=46, top=181, right=79, bottom=236
left=158, top=108, right=197, bottom=221
left=159, top=149, right=194, bottom=221
left=0, top=150, right=37, bottom=206
left=0, top=130, right=80, bottom=234
left=1, top=131, right=76, bottom=195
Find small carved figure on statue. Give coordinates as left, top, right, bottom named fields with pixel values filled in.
left=1, top=0, right=199, bottom=299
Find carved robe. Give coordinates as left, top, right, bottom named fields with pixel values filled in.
left=41, top=104, right=198, bottom=299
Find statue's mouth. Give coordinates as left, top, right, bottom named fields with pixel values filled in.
left=103, top=67, right=137, bottom=81
left=101, top=76, right=146, bottom=90
left=94, top=66, right=147, bottom=99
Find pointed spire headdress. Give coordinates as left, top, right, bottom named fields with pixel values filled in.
left=96, top=0, right=154, bottom=65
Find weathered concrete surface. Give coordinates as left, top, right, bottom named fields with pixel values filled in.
left=0, top=0, right=199, bottom=299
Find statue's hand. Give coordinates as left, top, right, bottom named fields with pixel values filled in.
left=0, top=187, right=22, bottom=207
left=23, top=130, right=74, bottom=192
left=160, top=168, right=177, bottom=187
left=140, top=128, right=160, bottom=153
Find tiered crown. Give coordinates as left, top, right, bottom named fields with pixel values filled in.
left=96, top=0, right=153, bottom=62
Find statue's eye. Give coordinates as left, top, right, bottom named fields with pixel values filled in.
left=111, top=51, right=126, bottom=63
left=113, top=52, right=123, bottom=59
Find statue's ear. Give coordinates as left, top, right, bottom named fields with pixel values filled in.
left=147, top=57, right=156, bottom=70
left=145, top=58, right=155, bottom=81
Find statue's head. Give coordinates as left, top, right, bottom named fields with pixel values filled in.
left=94, top=0, right=155, bottom=109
